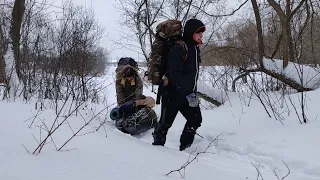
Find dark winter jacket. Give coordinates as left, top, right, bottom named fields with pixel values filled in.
left=115, top=65, right=143, bottom=105
left=165, top=19, right=205, bottom=97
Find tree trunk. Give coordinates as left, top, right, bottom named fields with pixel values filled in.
left=0, top=52, right=5, bottom=84
left=282, top=22, right=289, bottom=68
left=267, top=0, right=305, bottom=68
left=197, top=92, right=222, bottom=107
left=11, top=0, right=26, bottom=79
left=145, top=0, right=153, bottom=61
left=0, top=24, right=6, bottom=84
left=251, top=0, right=265, bottom=68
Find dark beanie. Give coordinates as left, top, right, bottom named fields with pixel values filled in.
left=184, top=19, right=205, bottom=35
left=183, top=19, right=205, bottom=44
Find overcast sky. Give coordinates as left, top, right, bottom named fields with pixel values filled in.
left=54, top=0, right=248, bottom=63
left=71, top=0, right=141, bottom=62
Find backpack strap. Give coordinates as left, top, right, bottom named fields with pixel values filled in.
left=176, top=40, right=188, bottom=61
left=155, top=40, right=188, bottom=105
left=175, top=40, right=188, bottom=62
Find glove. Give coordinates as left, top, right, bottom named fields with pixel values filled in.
left=186, top=93, right=199, bottom=107
left=135, top=96, right=156, bottom=108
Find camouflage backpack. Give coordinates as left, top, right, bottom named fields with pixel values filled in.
left=147, top=20, right=188, bottom=85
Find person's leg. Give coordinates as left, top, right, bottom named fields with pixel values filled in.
left=124, top=108, right=157, bottom=135
left=152, top=90, right=179, bottom=146
left=115, top=119, right=129, bottom=134
left=127, top=119, right=155, bottom=135
left=179, top=105, right=202, bottom=151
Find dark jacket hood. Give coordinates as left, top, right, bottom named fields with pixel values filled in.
left=182, top=19, right=205, bottom=45
left=116, top=65, right=137, bottom=79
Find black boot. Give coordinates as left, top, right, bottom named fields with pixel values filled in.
left=115, top=119, right=129, bottom=134
left=152, top=123, right=168, bottom=146
left=179, top=126, right=196, bottom=151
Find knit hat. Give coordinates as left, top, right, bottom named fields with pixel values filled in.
left=183, top=19, right=206, bottom=44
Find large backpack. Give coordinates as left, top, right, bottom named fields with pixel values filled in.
left=147, top=20, right=188, bottom=85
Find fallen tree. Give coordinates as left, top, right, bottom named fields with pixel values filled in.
left=197, top=91, right=222, bottom=107
left=232, top=66, right=314, bottom=92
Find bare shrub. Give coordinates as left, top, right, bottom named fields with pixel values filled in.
left=166, top=134, right=223, bottom=178
left=9, top=0, right=109, bottom=103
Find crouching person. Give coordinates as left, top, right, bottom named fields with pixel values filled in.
left=112, top=59, right=158, bottom=135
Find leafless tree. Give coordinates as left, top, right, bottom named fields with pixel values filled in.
left=4, top=0, right=108, bottom=102
left=11, top=0, right=26, bottom=79
left=178, top=0, right=320, bottom=124
left=116, top=0, right=230, bottom=62
left=0, top=1, right=11, bottom=85
left=116, top=0, right=165, bottom=60
left=3, top=0, right=113, bottom=155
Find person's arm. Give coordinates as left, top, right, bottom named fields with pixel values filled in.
left=115, top=79, right=126, bottom=105
left=167, top=44, right=193, bottom=96
left=135, top=96, right=155, bottom=108
left=134, top=75, right=143, bottom=100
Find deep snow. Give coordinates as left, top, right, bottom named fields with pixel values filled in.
left=0, top=64, right=320, bottom=180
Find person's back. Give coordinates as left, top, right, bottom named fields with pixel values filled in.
left=152, top=19, right=206, bottom=151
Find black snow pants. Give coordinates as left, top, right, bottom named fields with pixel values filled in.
left=152, top=85, right=202, bottom=148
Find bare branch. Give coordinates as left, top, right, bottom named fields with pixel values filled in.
left=166, top=134, right=223, bottom=178
left=290, top=0, right=308, bottom=19
left=76, top=131, right=95, bottom=136
left=267, top=0, right=285, bottom=21
left=197, top=91, right=222, bottom=106
left=251, top=162, right=264, bottom=180
left=273, top=160, right=291, bottom=180
left=186, top=0, right=249, bottom=18
left=57, top=101, right=118, bottom=151
left=21, top=144, right=30, bottom=154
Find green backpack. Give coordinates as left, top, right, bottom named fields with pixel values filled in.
left=147, top=19, right=188, bottom=86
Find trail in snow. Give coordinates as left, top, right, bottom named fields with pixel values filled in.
left=0, top=66, right=319, bottom=180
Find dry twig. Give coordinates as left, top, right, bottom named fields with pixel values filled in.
left=166, top=133, right=223, bottom=178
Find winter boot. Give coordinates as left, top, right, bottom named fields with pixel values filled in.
left=179, top=126, right=196, bottom=151
left=152, top=123, right=168, bottom=146
left=115, top=119, right=129, bottom=134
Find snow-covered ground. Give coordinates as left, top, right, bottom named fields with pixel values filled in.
left=263, top=58, right=320, bottom=89
left=1, top=64, right=320, bottom=180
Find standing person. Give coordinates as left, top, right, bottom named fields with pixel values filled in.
left=152, top=19, right=205, bottom=151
